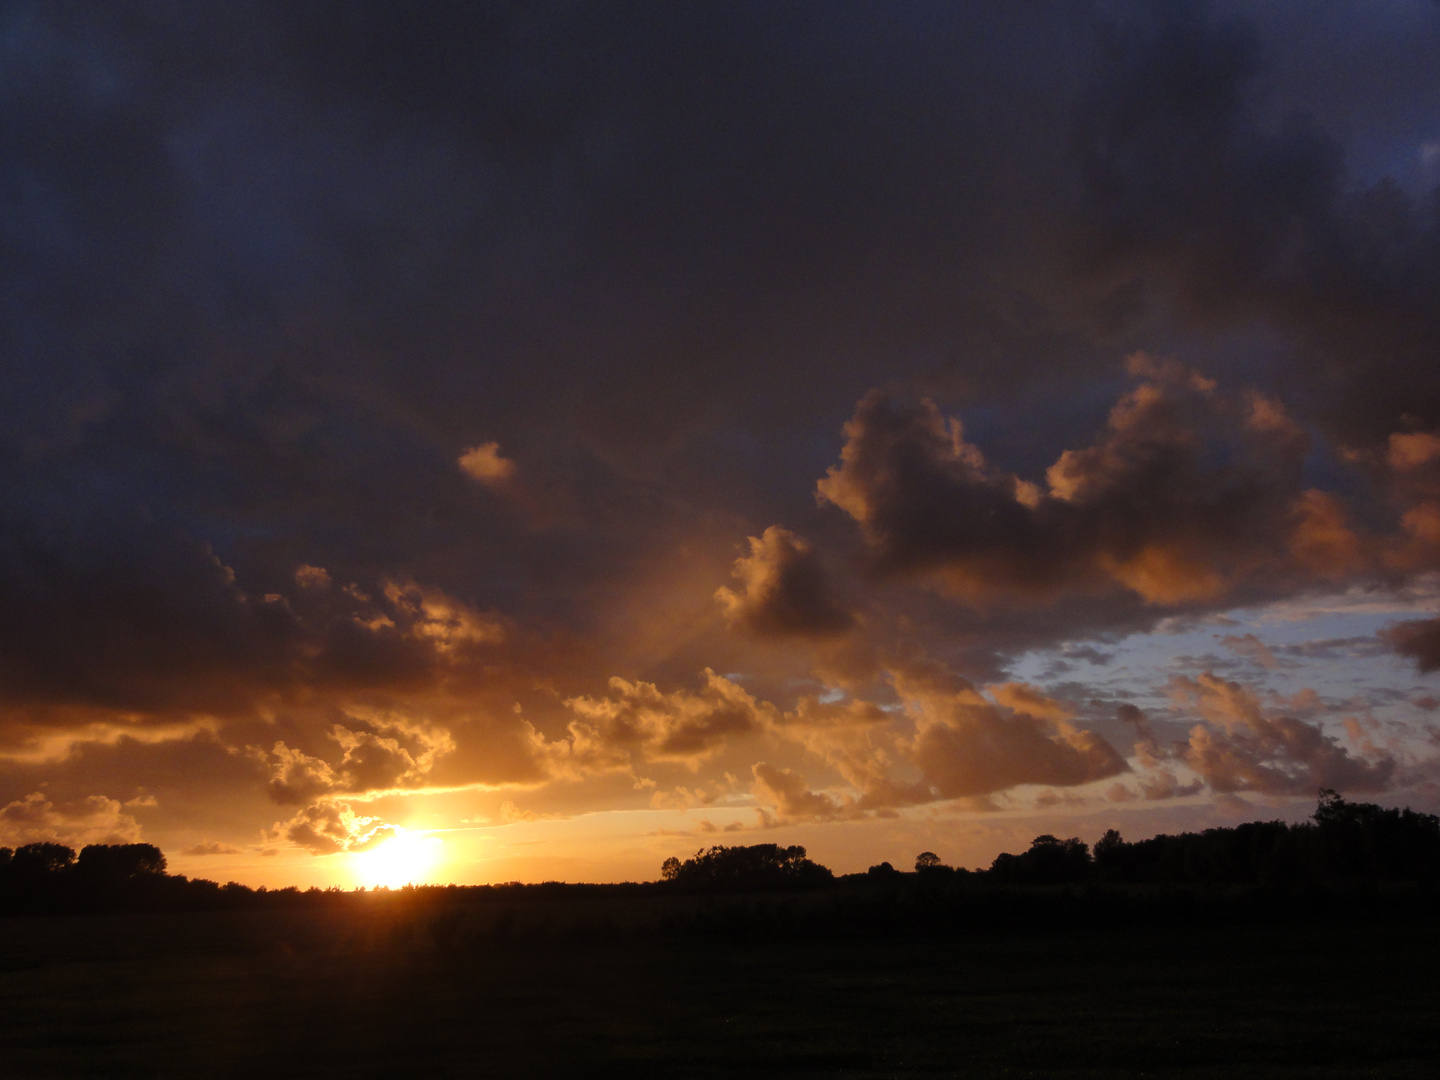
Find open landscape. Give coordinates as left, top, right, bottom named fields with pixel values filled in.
left=6, top=3, right=1440, bottom=1075
left=5, top=793, right=1440, bottom=1077
left=4, top=894, right=1439, bottom=1078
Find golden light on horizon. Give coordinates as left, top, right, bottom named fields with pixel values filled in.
left=350, top=829, right=444, bottom=888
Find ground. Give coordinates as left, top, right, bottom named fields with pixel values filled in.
left=1, top=898, right=1437, bottom=1078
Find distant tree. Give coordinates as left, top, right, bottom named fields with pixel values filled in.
left=661, top=843, right=833, bottom=891
left=867, top=861, right=899, bottom=878
left=77, top=844, right=167, bottom=879
left=989, top=835, right=1090, bottom=885
left=1094, top=829, right=1123, bottom=861
left=914, top=852, right=942, bottom=871
left=1092, top=829, right=1127, bottom=881
left=1313, top=788, right=1440, bottom=883
left=12, top=842, right=76, bottom=874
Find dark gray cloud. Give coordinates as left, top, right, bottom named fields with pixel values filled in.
left=1382, top=617, right=1440, bottom=673
left=3, top=1, right=1440, bottom=861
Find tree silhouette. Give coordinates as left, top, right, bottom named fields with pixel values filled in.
left=13, top=842, right=76, bottom=874
left=914, top=852, right=942, bottom=872
left=661, top=843, right=833, bottom=890
left=989, top=835, right=1090, bottom=885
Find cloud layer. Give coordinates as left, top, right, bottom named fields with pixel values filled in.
left=3, top=2, right=1440, bottom=874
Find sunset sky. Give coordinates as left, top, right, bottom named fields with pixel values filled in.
left=5, top=1, right=1440, bottom=889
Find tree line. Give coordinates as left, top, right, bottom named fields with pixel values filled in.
left=666, top=791, right=1440, bottom=892
left=5, top=791, right=1439, bottom=918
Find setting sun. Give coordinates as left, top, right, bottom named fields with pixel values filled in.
left=350, top=829, right=443, bottom=889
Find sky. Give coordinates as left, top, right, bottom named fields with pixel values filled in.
left=4, top=0, right=1440, bottom=889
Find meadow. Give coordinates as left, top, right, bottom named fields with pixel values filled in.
left=3, top=890, right=1438, bottom=1079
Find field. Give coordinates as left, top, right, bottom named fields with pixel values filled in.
left=2, top=895, right=1438, bottom=1078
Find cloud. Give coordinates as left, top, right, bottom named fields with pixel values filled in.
left=180, top=841, right=242, bottom=856
left=715, top=526, right=855, bottom=639
left=1, top=2, right=1438, bottom=868
left=987, top=682, right=1075, bottom=723
left=560, top=670, right=774, bottom=770
left=294, top=564, right=332, bottom=589
left=818, top=360, right=1347, bottom=608
left=894, top=666, right=1129, bottom=800
left=751, top=762, right=850, bottom=824
left=1218, top=632, right=1279, bottom=669
left=265, top=718, right=453, bottom=804
left=1380, top=616, right=1440, bottom=673
left=267, top=799, right=398, bottom=856
left=0, top=792, right=144, bottom=847
left=1169, top=672, right=1394, bottom=795
left=458, top=442, right=517, bottom=488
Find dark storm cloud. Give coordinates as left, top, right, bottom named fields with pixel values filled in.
left=817, top=357, right=1353, bottom=608
left=0, top=528, right=501, bottom=718
left=1067, top=1, right=1440, bottom=443
left=3, top=1, right=1440, bottom=854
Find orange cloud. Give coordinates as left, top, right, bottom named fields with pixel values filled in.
left=715, top=526, right=855, bottom=638
left=818, top=362, right=1345, bottom=607
left=458, top=442, right=517, bottom=487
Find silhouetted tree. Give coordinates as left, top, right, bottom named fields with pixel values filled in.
left=662, top=843, right=833, bottom=891
left=1313, top=789, right=1440, bottom=883
left=76, top=843, right=167, bottom=880
left=989, top=835, right=1090, bottom=885
left=13, top=842, right=76, bottom=874
left=914, top=852, right=942, bottom=871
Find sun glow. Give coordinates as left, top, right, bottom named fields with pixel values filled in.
left=350, top=828, right=444, bottom=888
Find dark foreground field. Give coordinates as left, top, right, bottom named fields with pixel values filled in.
left=3, top=897, right=1438, bottom=1079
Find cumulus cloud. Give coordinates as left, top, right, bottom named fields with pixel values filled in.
left=1168, top=672, right=1394, bottom=795
left=267, top=799, right=398, bottom=856
left=294, top=564, right=332, bottom=589
left=751, top=763, right=851, bottom=824
left=899, top=670, right=1129, bottom=799
left=559, top=670, right=774, bottom=770
left=265, top=718, right=453, bottom=804
left=715, top=526, right=855, bottom=638
left=819, top=360, right=1348, bottom=607
left=458, top=442, right=517, bottom=488
left=0, top=792, right=144, bottom=847
left=3, top=1, right=1439, bottom=866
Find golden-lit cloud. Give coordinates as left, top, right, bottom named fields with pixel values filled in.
left=266, top=799, right=399, bottom=856
left=180, top=841, right=242, bottom=856
left=458, top=442, right=517, bottom=488
left=0, top=791, right=145, bottom=848
left=751, top=763, right=851, bottom=824
left=715, top=527, right=856, bottom=638
left=816, top=360, right=1379, bottom=608
left=899, top=670, right=1129, bottom=799
left=558, top=670, right=774, bottom=771
left=264, top=718, right=454, bottom=804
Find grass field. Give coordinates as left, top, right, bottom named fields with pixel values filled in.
left=2, top=897, right=1438, bottom=1078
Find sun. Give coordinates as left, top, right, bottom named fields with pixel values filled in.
left=350, top=828, right=444, bottom=888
